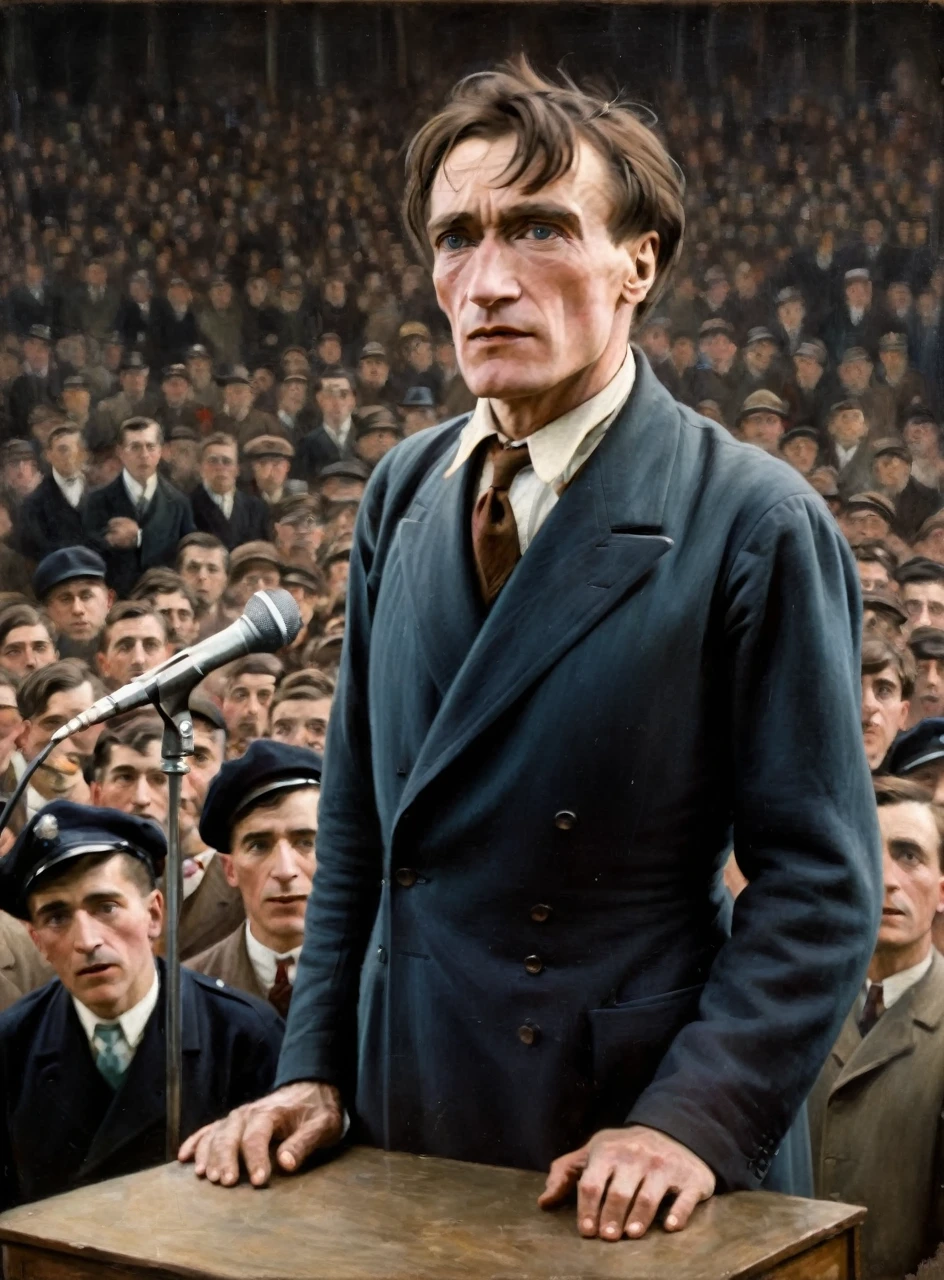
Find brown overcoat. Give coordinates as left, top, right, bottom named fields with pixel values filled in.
left=185, top=923, right=266, bottom=1002
left=0, top=911, right=53, bottom=1013
left=177, top=856, right=245, bottom=962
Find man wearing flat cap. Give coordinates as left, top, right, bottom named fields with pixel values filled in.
left=187, top=742, right=321, bottom=1013
left=183, top=61, right=878, bottom=1241
left=871, top=437, right=941, bottom=543
left=824, top=268, right=892, bottom=363
left=8, top=325, right=62, bottom=439
left=778, top=425, right=821, bottom=479
left=887, top=718, right=944, bottom=803
left=244, top=435, right=298, bottom=508
left=190, top=432, right=271, bottom=551
left=691, top=318, right=743, bottom=425
left=356, top=342, right=395, bottom=409
left=836, top=346, right=896, bottom=441
left=33, top=547, right=114, bottom=663
left=736, top=390, right=790, bottom=455
left=908, top=627, right=944, bottom=727
left=89, top=350, right=159, bottom=452
left=787, top=339, right=837, bottom=439
left=352, top=405, right=403, bottom=470
left=293, top=367, right=358, bottom=484
left=877, top=331, right=928, bottom=424
left=739, top=328, right=789, bottom=402
left=840, top=491, right=897, bottom=548
left=215, top=365, right=283, bottom=451
left=154, top=363, right=200, bottom=438
left=0, top=801, right=284, bottom=1211
left=152, top=279, right=200, bottom=368
left=826, top=399, right=875, bottom=499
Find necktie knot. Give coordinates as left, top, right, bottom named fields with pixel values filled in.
left=489, top=439, right=532, bottom=490
left=858, top=981, right=885, bottom=1038
left=471, top=439, right=533, bottom=607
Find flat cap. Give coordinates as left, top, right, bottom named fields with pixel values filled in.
left=909, top=626, right=944, bottom=662
left=354, top=405, right=401, bottom=438
left=33, top=546, right=106, bottom=600
left=316, top=459, right=371, bottom=485
left=704, top=265, right=727, bottom=284
left=895, top=557, right=944, bottom=585
left=399, top=385, right=436, bottom=409
left=780, top=425, right=821, bottom=448
left=273, top=493, right=319, bottom=525
left=398, top=321, right=431, bottom=342
left=185, top=344, right=212, bottom=360
left=776, top=286, right=804, bottom=305
left=214, top=364, right=251, bottom=386
left=281, top=373, right=309, bottom=387
left=828, top=398, right=863, bottom=417
left=162, top=363, right=190, bottom=382
left=795, top=340, right=828, bottom=364
left=737, top=389, right=790, bottom=424
left=168, top=276, right=189, bottom=289
left=916, top=511, right=944, bottom=541
left=130, top=269, right=151, bottom=284
left=120, top=350, right=149, bottom=372
left=359, top=341, right=388, bottom=361
left=746, top=326, right=778, bottom=346
left=317, top=331, right=341, bottom=345
left=845, top=491, right=896, bottom=523
left=903, top=406, right=938, bottom=428
left=26, top=324, right=52, bottom=344
left=879, top=332, right=909, bottom=353
left=844, top=268, right=871, bottom=283
left=280, top=565, right=322, bottom=593
left=0, top=800, right=166, bottom=921
left=319, top=538, right=353, bottom=569
left=872, top=437, right=912, bottom=462
left=0, top=439, right=37, bottom=465
left=861, top=590, right=907, bottom=626
left=280, top=345, right=309, bottom=361
left=168, top=424, right=199, bottom=443
left=62, top=374, right=90, bottom=390
left=887, top=718, right=944, bottom=776
left=243, top=434, right=294, bottom=460
left=698, top=317, right=735, bottom=339
left=840, top=346, right=870, bottom=364
left=200, top=740, right=322, bottom=854
left=228, top=541, right=281, bottom=578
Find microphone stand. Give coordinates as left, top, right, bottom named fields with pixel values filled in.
left=147, top=689, right=194, bottom=1161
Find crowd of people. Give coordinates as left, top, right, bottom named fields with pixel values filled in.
left=0, top=49, right=940, bottom=1280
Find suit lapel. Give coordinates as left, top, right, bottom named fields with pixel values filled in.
left=397, top=355, right=679, bottom=822
left=32, top=984, right=113, bottom=1149
left=233, top=930, right=268, bottom=1001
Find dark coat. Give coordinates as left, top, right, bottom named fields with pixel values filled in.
left=7, top=286, right=60, bottom=338
left=150, top=300, right=201, bottom=366
left=190, top=485, right=272, bottom=551
left=292, top=424, right=353, bottom=484
left=16, top=473, right=87, bottom=564
left=0, top=961, right=283, bottom=1210
left=826, top=440, right=876, bottom=500
left=893, top=477, right=942, bottom=543
left=276, top=353, right=881, bottom=1192
left=83, top=472, right=195, bottom=598
left=8, top=367, right=63, bottom=438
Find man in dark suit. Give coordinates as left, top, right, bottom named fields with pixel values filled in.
left=190, top=432, right=271, bottom=551
left=151, top=279, right=201, bottom=368
left=825, top=399, right=876, bottom=499
left=83, top=417, right=195, bottom=598
left=8, top=264, right=59, bottom=339
left=63, top=260, right=120, bottom=347
left=870, top=437, right=942, bottom=543
left=17, top=423, right=87, bottom=564
left=8, top=325, right=62, bottom=439
left=0, top=801, right=284, bottom=1210
left=293, top=367, right=357, bottom=484
left=824, top=269, right=893, bottom=363
left=180, top=62, right=880, bottom=1237
left=115, top=271, right=157, bottom=360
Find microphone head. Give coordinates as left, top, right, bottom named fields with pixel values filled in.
left=244, top=589, right=303, bottom=651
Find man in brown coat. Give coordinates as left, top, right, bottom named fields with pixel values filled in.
left=808, top=775, right=944, bottom=1280
left=0, top=912, right=53, bottom=1012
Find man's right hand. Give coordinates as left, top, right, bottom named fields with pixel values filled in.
left=177, top=1081, right=344, bottom=1187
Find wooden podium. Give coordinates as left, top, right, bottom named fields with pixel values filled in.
left=0, top=1146, right=864, bottom=1280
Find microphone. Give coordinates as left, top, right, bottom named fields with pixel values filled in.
left=50, top=589, right=302, bottom=745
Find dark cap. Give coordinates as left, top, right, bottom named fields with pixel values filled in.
left=243, top=435, right=294, bottom=461
left=0, top=440, right=37, bottom=465
left=199, top=740, right=322, bottom=854
left=228, top=541, right=281, bottom=580
left=840, top=346, right=870, bottom=364
left=917, top=512, right=944, bottom=541
left=903, top=406, right=938, bottom=429
left=319, top=538, right=353, bottom=570
left=316, top=459, right=371, bottom=485
left=359, top=342, right=387, bottom=361
left=168, top=424, right=199, bottom=443
left=25, top=324, right=52, bottom=345
left=780, top=425, right=820, bottom=448
left=354, top=405, right=401, bottom=439
left=62, top=374, right=90, bottom=391
left=698, top=318, right=735, bottom=340
left=910, top=626, right=944, bottom=662
left=162, top=363, right=190, bottom=382
left=879, top=332, right=909, bottom=353
left=0, top=801, right=166, bottom=921
left=887, top=719, right=944, bottom=776
left=745, top=326, right=778, bottom=347
left=737, top=389, right=790, bottom=425
left=33, top=546, right=107, bottom=600
left=845, top=491, right=896, bottom=523
left=273, top=493, right=319, bottom=525
left=185, top=344, right=212, bottom=361
left=795, top=340, right=828, bottom=365
left=872, top=437, right=912, bottom=462
left=399, top=385, right=436, bottom=409
left=120, top=350, right=149, bottom=373
left=214, top=364, right=251, bottom=387
left=828, top=398, right=862, bottom=417
left=280, top=565, right=322, bottom=593
left=861, top=590, right=907, bottom=626
left=895, top=557, right=944, bottom=586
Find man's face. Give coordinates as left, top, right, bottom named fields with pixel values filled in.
left=28, top=855, right=162, bottom=1020
left=356, top=430, right=400, bottom=465
left=282, top=351, right=309, bottom=378
left=903, top=422, right=939, bottom=459
left=430, top=134, right=652, bottom=405
left=874, top=802, right=944, bottom=959
left=745, top=341, right=777, bottom=373
left=639, top=327, right=669, bottom=362
left=279, top=382, right=307, bottom=415
left=45, top=432, right=85, bottom=479
left=778, top=299, right=805, bottom=330
left=317, top=337, right=342, bottom=365
left=319, top=477, right=364, bottom=504
left=913, top=658, right=944, bottom=723
left=359, top=356, right=389, bottom=389
left=23, top=338, right=48, bottom=370
left=200, top=440, right=238, bottom=496
left=782, top=436, right=818, bottom=475
left=315, top=377, right=355, bottom=429
left=880, top=349, right=907, bottom=381
left=838, top=358, right=872, bottom=395
left=91, top=738, right=169, bottom=825
left=18, top=680, right=99, bottom=773
left=251, top=457, right=290, bottom=497
left=45, top=578, right=112, bottom=643
left=221, top=672, right=277, bottom=754
left=325, top=279, right=345, bottom=306
left=168, top=284, right=190, bottom=311
left=873, top=453, right=911, bottom=493
left=121, top=369, right=149, bottom=400
left=4, top=457, right=41, bottom=498
left=179, top=547, right=227, bottom=608
left=98, top=617, right=170, bottom=687
left=223, top=383, right=253, bottom=417
left=269, top=695, right=332, bottom=754
left=62, top=387, right=92, bottom=421
left=163, top=375, right=191, bottom=408
left=902, top=582, right=944, bottom=634
left=0, top=624, right=56, bottom=678
left=793, top=354, right=822, bottom=388
left=857, top=560, right=890, bottom=594
left=274, top=513, right=321, bottom=561
left=830, top=409, right=867, bottom=449
left=846, top=281, right=871, bottom=310
left=118, top=424, right=162, bottom=484
left=187, top=355, right=212, bottom=385
left=671, top=337, right=695, bottom=371
left=152, top=590, right=198, bottom=649
left=251, top=368, right=275, bottom=399
left=247, top=278, right=268, bottom=307
left=861, top=665, right=909, bottom=770
left=87, top=263, right=107, bottom=289
left=210, top=282, right=232, bottom=310
left=740, top=412, right=784, bottom=454
left=179, top=723, right=225, bottom=844
left=888, top=283, right=911, bottom=313
left=223, top=787, right=318, bottom=950
left=403, top=408, right=438, bottom=437
left=704, top=333, right=737, bottom=371
left=840, top=508, right=890, bottom=546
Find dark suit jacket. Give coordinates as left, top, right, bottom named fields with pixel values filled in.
left=0, top=961, right=283, bottom=1210
left=83, top=472, right=195, bottom=598
left=178, top=854, right=246, bottom=961
left=276, top=352, right=881, bottom=1192
left=151, top=300, right=201, bottom=366
left=827, top=440, right=876, bottom=500
left=16, top=473, right=87, bottom=564
left=893, top=477, right=942, bottom=543
left=187, top=923, right=268, bottom=1002
left=190, top=485, right=272, bottom=551
left=8, top=367, right=63, bottom=438
left=293, top=425, right=353, bottom=484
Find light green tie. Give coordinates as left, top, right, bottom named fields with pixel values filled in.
left=93, top=1023, right=130, bottom=1090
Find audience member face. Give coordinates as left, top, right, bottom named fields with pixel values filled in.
left=282, top=351, right=309, bottom=378
left=782, top=436, right=818, bottom=475
left=151, top=590, right=198, bottom=649
left=4, top=456, right=41, bottom=498
left=22, top=337, right=49, bottom=371
left=861, top=664, right=909, bottom=770
left=403, top=407, right=438, bottom=436
left=179, top=545, right=228, bottom=609
left=269, top=694, right=332, bottom=754
left=355, top=428, right=400, bottom=465
left=87, top=450, right=122, bottom=489
left=0, top=624, right=56, bottom=678
left=44, top=577, right=113, bottom=643
left=671, top=337, right=695, bottom=371
left=162, top=374, right=191, bottom=408
left=778, top=299, right=805, bottom=331
left=223, top=787, right=319, bottom=951
left=17, top=675, right=99, bottom=774
left=744, top=341, right=776, bottom=374
left=187, top=355, right=213, bottom=386
left=873, top=453, right=911, bottom=494
left=905, top=761, right=944, bottom=805
left=120, top=368, right=149, bottom=401
left=279, top=381, right=307, bottom=415
left=221, top=670, right=277, bottom=755
left=200, top=439, right=238, bottom=496
left=911, top=657, right=944, bottom=725
left=903, top=421, right=941, bottom=459
left=317, top=336, right=342, bottom=365
left=274, top=512, right=321, bottom=563
left=846, top=280, right=871, bottom=311
left=28, top=854, right=162, bottom=1019
left=45, top=431, right=85, bottom=479
left=793, top=354, right=822, bottom=388
left=841, top=507, right=890, bottom=546
left=316, top=376, right=355, bottom=429
left=118, top=423, right=162, bottom=484
left=880, top=348, right=908, bottom=382
left=319, top=476, right=364, bottom=504
left=838, top=357, right=872, bottom=395
left=250, top=456, right=290, bottom=498
left=98, top=616, right=170, bottom=687
left=902, top=581, right=944, bottom=634
left=829, top=408, right=867, bottom=449
left=873, top=801, right=944, bottom=972
left=857, top=559, right=891, bottom=594
left=91, top=737, right=169, bottom=825
left=359, top=356, right=389, bottom=389
left=179, top=722, right=226, bottom=847
left=740, top=411, right=784, bottom=454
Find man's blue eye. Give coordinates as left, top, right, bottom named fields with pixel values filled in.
left=442, top=234, right=467, bottom=251
left=526, top=225, right=556, bottom=241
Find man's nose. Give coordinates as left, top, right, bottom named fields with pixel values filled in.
left=72, top=910, right=103, bottom=954
left=271, top=838, right=299, bottom=882
left=861, top=690, right=880, bottom=718
left=132, top=774, right=150, bottom=807
left=465, top=238, right=521, bottom=309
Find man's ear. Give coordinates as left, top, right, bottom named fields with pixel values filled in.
left=14, top=719, right=31, bottom=752
left=96, top=649, right=109, bottom=681
left=27, top=921, right=51, bottom=961
left=621, top=232, right=660, bottom=309
left=219, top=853, right=239, bottom=888
left=106, top=589, right=116, bottom=610
left=899, top=700, right=911, bottom=731
left=147, top=888, right=164, bottom=940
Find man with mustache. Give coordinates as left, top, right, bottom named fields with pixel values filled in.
left=186, top=742, right=320, bottom=1016
left=219, top=655, right=281, bottom=760
left=0, top=802, right=284, bottom=1211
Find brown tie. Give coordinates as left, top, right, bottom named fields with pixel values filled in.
left=472, top=439, right=533, bottom=605
left=268, top=958, right=293, bottom=1020
left=858, top=981, right=885, bottom=1038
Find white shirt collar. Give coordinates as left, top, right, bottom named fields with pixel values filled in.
left=445, top=347, right=636, bottom=485
left=865, top=952, right=933, bottom=1011
left=204, top=482, right=235, bottom=520
left=322, top=415, right=352, bottom=449
left=53, top=469, right=85, bottom=506
left=123, top=469, right=158, bottom=506
left=244, top=919, right=302, bottom=992
left=72, top=964, right=160, bottom=1050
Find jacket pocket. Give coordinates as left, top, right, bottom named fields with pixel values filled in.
left=588, top=983, right=705, bottom=1125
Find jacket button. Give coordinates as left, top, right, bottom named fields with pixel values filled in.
left=377, top=946, right=387, bottom=965
left=524, top=954, right=544, bottom=975
left=554, top=810, right=577, bottom=831
left=530, top=903, right=552, bottom=923
left=517, top=1023, right=540, bottom=1046
left=395, top=868, right=418, bottom=888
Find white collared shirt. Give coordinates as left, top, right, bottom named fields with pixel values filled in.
left=849, top=306, right=865, bottom=325
left=53, top=469, right=85, bottom=508
left=123, top=469, right=158, bottom=510
left=444, top=348, right=636, bottom=553
left=204, top=483, right=235, bottom=520
left=835, top=443, right=859, bottom=469
left=322, top=415, right=352, bottom=451
left=72, top=964, right=160, bottom=1055
left=857, top=952, right=933, bottom=1019
left=244, top=920, right=302, bottom=993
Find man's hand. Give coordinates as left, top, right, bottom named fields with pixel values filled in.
left=105, top=517, right=139, bottom=548
left=177, top=1081, right=344, bottom=1188
left=538, top=1125, right=716, bottom=1240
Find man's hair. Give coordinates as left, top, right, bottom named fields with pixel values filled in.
left=46, top=422, right=84, bottom=447
left=189, top=694, right=228, bottom=738
left=280, top=667, right=336, bottom=698
left=315, top=366, right=355, bottom=393
left=99, top=600, right=167, bottom=653
left=402, top=56, right=685, bottom=321
left=175, top=531, right=229, bottom=570
left=117, top=416, right=163, bottom=447
left=270, top=679, right=334, bottom=716
left=854, top=541, right=898, bottom=576
left=225, top=654, right=283, bottom=688
left=0, top=604, right=56, bottom=651
left=28, top=849, right=156, bottom=913
left=861, top=636, right=915, bottom=700
left=17, top=658, right=103, bottom=721
left=130, top=568, right=199, bottom=614
left=874, top=774, right=944, bottom=871
left=199, top=431, right=238, bottom=459
left=92, top=712, right=164, bottom=779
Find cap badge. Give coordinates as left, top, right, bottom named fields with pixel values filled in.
left=35, top=814, right=59, bottom=842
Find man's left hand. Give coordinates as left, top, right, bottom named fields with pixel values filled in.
left=538, top=1125, right=716, bottom=1240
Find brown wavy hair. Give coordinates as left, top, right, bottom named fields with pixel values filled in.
left=402, top=56, right=685, bottom=321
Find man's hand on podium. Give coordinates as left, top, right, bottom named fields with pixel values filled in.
left=177, top=1081, right=345, bottom=1187
left=538, top=1125, right=716, bottom=1240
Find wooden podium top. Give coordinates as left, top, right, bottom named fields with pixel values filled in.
left=0, top=1146, right=865, bottom=1280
